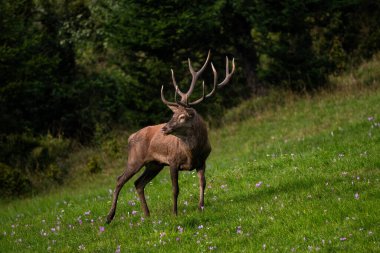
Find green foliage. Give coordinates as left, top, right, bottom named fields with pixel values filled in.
left=0, top=0, right=126, bottom=140
left=0, top=134, right=70, bottom=196
left=0, top=163, right=31, bottom=197
left=355, top=53, right=380, bottom=86
left=97, top=0, right=254, bottom=119
left=86, top=157, right=102, bottom=174
left=329, top=52, right=380, bottom=90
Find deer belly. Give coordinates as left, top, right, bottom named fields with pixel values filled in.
left=179, top=163, right=195, bottom=171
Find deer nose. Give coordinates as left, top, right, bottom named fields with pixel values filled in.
left=161, top=125, right=172, bottom=135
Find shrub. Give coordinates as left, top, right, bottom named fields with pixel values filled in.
left=86, top=157, right=102, bottom=174
left=0, top=163, right=31, bottom=197
left=0, top=134, right=71, bottom=196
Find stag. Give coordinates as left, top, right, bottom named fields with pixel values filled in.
left=106, top=51, right=235, bottom=223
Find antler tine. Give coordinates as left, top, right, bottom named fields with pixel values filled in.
left=161, top=85, right=178, bottom=107
left=215, top=57, right=235, bottom=88
left=188, top=81, right=206, bottom=106
left=174, top=86, right=178, bottom=103
left=171, top=69, right=186, bottom=98
left=184, top=50, right=211, bottom=103
left=204, top=62, right=218, bottom=99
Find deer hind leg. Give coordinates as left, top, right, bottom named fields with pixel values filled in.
left=106, top=161, right=143, bottom=224
left=197, top=164, right=206, bottom=211
left=134, top=163, right=163, bottom=217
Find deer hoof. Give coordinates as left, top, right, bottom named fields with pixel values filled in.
left=106, top=214, right=114, bottom=224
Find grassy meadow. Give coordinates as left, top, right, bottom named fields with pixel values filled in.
left=1, top=59, right=380, bottom=252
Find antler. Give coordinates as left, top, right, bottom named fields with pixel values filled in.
left=189, top=56, right=235, bottom=106
left=161, top=51, right=235, bottom=107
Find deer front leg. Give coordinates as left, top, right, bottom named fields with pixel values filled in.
left=169, top=166, right=179, bottom=215
left=197, top=164, right=206, bottom=211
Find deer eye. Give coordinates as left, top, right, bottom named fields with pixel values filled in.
left=178, top=114, right=186, bottom=123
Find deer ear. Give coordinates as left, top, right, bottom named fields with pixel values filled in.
left=167, top=104, right=179, bottom=113
left=185, top=108, right=196, bottom=117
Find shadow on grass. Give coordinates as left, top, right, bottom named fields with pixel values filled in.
left=222, top=175, right=344, bottom=205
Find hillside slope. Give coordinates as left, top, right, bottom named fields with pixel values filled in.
left=1, top=63, right=380, bottom=252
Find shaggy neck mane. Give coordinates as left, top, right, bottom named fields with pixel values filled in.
left=180, top=113, right=208, bottom=150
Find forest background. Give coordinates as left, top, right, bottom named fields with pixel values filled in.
left=1, top=0, right=380, bottom=196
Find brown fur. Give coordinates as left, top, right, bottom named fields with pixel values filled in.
left=106, top=106, right=211, bottom=223
left=106, top=51, right=234, bottom=224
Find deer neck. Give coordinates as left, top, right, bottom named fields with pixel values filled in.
left=180, top=117, right=208, bottom=151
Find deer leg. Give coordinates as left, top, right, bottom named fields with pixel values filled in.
left=134, top=163, right=163, bottom=217
left=169, top=166, right=179, bottom=215
left=197, top=164, right=206, bottom=211
left=106, top=162, right=143, bottom=224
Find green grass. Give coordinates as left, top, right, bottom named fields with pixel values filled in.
left=1, top=67, right=380, bottom=252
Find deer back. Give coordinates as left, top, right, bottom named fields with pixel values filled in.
left=127, top=109, right=211, bottom=171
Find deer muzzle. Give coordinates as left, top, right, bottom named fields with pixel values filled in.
left=161, top=125, right=173, bottom=135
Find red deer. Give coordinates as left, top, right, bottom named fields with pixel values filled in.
left=106, top=51, right=235, bottom=223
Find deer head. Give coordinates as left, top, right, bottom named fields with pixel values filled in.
left=161, top=51, right=235, bottom=136
left=161, top=106, right=196, bottom=136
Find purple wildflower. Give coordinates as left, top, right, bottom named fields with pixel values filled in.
left=255, top=181, right=263, bottom=188
left=177, top=226, right=184, bottom=233
left=340, top=237, right=347, bottom=241
left=99, top=226, right=105, bottom=233
left=368, top=116, right=374, bottom=121
left=198, top=225, right=203, bottom=229
left=84, top=210, right=91, bottom=216
left=355, top=193, right=359, bottom=200
left=131, top=210, right=138, bottom=215
left=115, top=245, right=121, bottom=253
